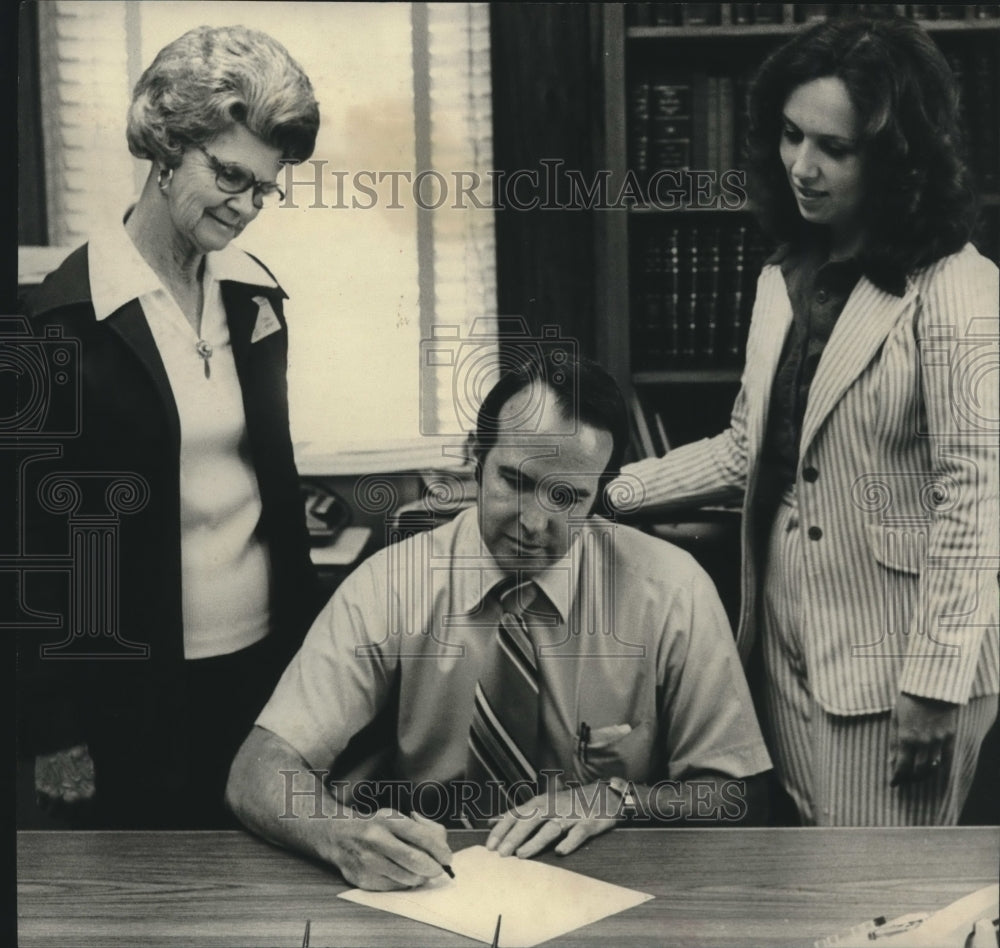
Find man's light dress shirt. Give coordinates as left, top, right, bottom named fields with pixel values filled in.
left=258, top=506, right=772, bottom=788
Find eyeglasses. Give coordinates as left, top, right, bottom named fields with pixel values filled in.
left=194, top=143, right=285, bottom=208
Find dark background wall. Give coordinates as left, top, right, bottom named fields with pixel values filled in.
left=490, top=2, right=603, bottom=355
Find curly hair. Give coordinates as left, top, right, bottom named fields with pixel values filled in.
left=744, top=14, right=977, bottom=277
left=127, top=25, right=320, bottom=168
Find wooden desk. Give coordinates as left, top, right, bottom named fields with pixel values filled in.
left=17, top=827, right=999, bottom=947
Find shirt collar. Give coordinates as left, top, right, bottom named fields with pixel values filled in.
left=87, top=219, right=278, bottom=322
left=88, top=220, right=163, bottom=321
left=446, top=506, right=579, bottom=622
left=766, top=239, right=906, bottom=298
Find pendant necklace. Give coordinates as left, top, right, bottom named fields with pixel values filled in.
left=195, top=339, right=213, bottom=378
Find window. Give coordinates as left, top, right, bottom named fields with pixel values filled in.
left=24, top=1, right=497, bottom=472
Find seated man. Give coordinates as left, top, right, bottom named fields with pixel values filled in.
left=227, top=353, right=771, bottom=891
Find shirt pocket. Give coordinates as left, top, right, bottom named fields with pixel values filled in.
left=865, top=523, right=923, bottom=576
left=575, top=719, right=655, bottom=784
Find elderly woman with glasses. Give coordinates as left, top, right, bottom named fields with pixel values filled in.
left=22, top=25, right=324, bottom=828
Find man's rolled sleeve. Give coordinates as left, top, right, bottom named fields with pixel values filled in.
left=658, top=565, right=772, bottom=780
left=256, top=556, right=396, bottom=771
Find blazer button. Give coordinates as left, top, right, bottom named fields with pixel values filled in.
left=816, top=289, right=829, bottom=303
left=807, top=526, right=823, bottom=541
left=802, top=466, right=819, bottom=482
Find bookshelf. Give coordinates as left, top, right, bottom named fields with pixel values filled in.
left=596, top=2, right=1000, bottom=452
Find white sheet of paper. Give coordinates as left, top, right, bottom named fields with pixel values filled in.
left=337, top=845, right=653, bottom=947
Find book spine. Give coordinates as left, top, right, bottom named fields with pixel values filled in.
left=703, top=225, right=721, bottom=361
left=680, top=3, right=722, bottom=25
left=651, top=76, right=693, bottom=172
left=629, top=68, right=652, bottom=184
left=691, top=72, right=711, bottom=173
left=718, top=75, right=734, bottom=177
left=796, top=4, right=831, bottom=22
left=752, top=4, right=784, bottom=24
left=653, top=3, right=678, bottom=25
left=706, top=75, right=720, bottom=184
left=733, top=68, right=753, bottom=172
left=629, top=3, right=653, bottom=26
left=683, top=224, right=699, bottom=361
left=634, top=231, right=664, bottom=370
left=666, top=225, right=681, bottom=362
left=728, top=222, right=747, bottom=362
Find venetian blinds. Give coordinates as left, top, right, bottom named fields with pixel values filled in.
left=419, top=3, right=498, bottom=445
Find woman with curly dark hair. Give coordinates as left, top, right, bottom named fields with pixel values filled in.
left=613, top=15, right=998, bottom=826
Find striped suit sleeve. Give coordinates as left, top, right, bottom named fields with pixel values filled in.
left=611, top=268, right=787, bottom=512
left=618, top=408, right=748, bottom=511
left=898, top=249, right=1000, bottom=704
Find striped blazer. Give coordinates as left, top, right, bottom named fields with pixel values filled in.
left=621, top=243, right=999, bottom=715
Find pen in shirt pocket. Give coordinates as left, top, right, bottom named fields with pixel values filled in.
left=577, top=722, right=632, bottom=762
left=576, top=722, right=591, bottom=763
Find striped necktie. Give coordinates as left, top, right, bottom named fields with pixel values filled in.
left=467, top=578, right=542, bottom=810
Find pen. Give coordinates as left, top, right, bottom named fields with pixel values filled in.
left=410, top=811, right=455, bottom=879
left=301, top=919, right=310, bottom=948
left=868, top=917, right=924, bottom=940
left=577, top=721, right=590, bottom=764
left=491, top=914, right=502, bottom=948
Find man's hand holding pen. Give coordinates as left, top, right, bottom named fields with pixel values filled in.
left=322, top=808, right=454, bottom=891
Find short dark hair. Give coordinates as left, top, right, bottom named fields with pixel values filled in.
left=745, top=14, right=977, bottom=277
left=127, top=25, right=320, bottom=168
left=473, top=352, right=630, bottom=511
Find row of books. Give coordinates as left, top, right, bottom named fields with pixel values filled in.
left=627, top=3, right=1000, bottom=27
left=628, top=67, right=752, bottom=185
left=630, top=219, right=771, bottom=370
left=630, top=212, right=1000, bottom=378
left=628, top=42, right=999, bottom=193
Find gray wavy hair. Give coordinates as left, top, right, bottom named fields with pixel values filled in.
left=126, top=25, right=320, bottom=168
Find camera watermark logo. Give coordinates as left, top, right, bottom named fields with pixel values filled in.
left=916, top=317, right=999, bottom=439
left=419, top=316, right=577, bottom=437
left=850, top=468, right=995, bottom=660
left=351, top=461, right=646, bottom=659
left=2, top=316, right=149, bottom=660
left=0, top=317, right=79, bottom=437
